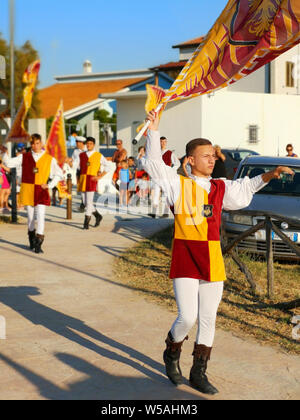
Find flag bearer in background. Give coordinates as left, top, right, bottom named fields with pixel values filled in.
left=150, top=136, right=180, bottom=219
left=74, top=136, right=109, bottom=230
left=1, top=134, right=63, bottom=254
left=143, top=110, right=294, bottom=395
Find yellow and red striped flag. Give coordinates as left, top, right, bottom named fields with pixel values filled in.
left=6, top=60, right=40, bottom=142
left=161, top=0, right=300, bottom=104
left=46, top=100, right=67, bottom=168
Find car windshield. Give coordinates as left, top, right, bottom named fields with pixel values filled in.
left=226, top=150, right=258, bottom=161
left=238, top=165, right=300, bottom=196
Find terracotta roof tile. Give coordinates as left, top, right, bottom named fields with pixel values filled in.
left=39, top=78, right=147, bottom=118
left=173, top=36, right=205, bottom=48
left=151, top=60, right=187, bottom=70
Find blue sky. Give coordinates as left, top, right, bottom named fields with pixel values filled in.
left=0, top=0, right=228, bottom=88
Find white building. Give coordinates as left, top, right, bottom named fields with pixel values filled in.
left=102, top=38, right=300, bottom=158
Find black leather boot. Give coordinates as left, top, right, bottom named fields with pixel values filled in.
left=163, top=331, right=188, bottom=386
left=28, top=230, right=36, bottom=250
left=83, top=216, right=91, bottom=230
left=93, top=211, right=103, bottom=227
left=189, top=343, right=218, bottom=395
left=34, top=234, right=44, bottom=254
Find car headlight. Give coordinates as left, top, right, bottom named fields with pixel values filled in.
left=229, top=214, right=253, bottom=226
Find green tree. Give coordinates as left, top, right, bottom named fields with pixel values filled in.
left=0, top=33, right=41, bottom=119
left=94, top=109, right=117, bottom=144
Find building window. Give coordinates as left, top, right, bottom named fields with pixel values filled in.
left=249, top=125, right=259, bottom=144
left=286, top=61, right=295, bottom=87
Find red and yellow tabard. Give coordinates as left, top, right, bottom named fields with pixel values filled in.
left=170, top=176, right=226, bottom=283
left=20, top=152, right=53, bottom=207
left=78, top=152, right=102, bottom=193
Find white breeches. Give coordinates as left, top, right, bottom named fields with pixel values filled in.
left=152, top=183, right=161, bottom=207
left=82, top=192, right=95, bottom=216
left=26, top=205, right=46, bottom=235
left=171, top=278, right=224, bottom=347
left=151, top=183, right=169, bottom=214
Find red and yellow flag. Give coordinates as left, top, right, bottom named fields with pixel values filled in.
left=162, top=0, right=300, bottom=103
left=6, top=60, right=40, bottom=142
left=46, top=100, right=71, bottom=200
left=46, top=100, right=67, bottom=168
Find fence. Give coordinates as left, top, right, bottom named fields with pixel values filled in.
left=222, top=209, right=300, bottom=304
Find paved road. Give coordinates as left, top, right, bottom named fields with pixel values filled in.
left=0, top=199, right=299, bottom=400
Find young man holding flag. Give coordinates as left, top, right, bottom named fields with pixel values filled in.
left=1, top=134, right=63, bottom=253
left=143, top=110, right=294, bottom=395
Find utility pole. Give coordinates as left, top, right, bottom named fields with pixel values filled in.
left=10, top=0, right=18, bottom=223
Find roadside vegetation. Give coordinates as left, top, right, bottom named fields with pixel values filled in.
left=114, top=226, right=300, bottom=355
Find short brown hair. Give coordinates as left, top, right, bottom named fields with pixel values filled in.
left=30, top=133, right=42, bottom=144
left=186, top=138, right=212, bottom=156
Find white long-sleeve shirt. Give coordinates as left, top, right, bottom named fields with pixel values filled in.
left=72, top=150, right=110, bottom=173
left=142, top=130, right=267, bottom=210
left=3, top=150, right=63, bottom=190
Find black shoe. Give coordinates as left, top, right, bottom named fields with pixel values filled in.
left=79, top=202, right=85, bottom=213
left=148, top=213, right=156, bottom=219
left=93, top=211, right=103, bottom=227
left=160, top=214, right=169, bottom=219
left=34, top=234, right=44, bottom=254
left=189, top=344, right=218, bottom=395
left=28, top=230, right=36, bottom=250
left=83, top=216, right=91, bottom=230
left=163, top=332, right=188, bottom=386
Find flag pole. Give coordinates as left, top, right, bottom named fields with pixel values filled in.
left=132, top=103, right=163, bottom=145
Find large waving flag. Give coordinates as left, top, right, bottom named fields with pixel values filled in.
left=46, top=100, right=67, bottom=167
left=162, top=0, right=300, bottom=103
left=46, top=100, right=71, bottom=200
left=6, top=60, right=40, bottom=142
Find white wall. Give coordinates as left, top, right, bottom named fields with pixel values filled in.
left=271, top=44, right=300, bottom=95
left=117, top=96, right=202, bottom=158
left=201, top=90, right=300, bottom=156
left=116, top=90, right=300, bottom=160
left=226, top=66, right=266, bottom=93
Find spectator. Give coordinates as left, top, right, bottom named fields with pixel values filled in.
left=119, top=160, right=130, bottom=206
left=212, top=145, right=227, bottom=178
left=0, top=159, right=11, bottom=214
left=137, top=146, right=146, bottom=170
left=67, top=131, right=78, bottom=148
left=128, top=156, right=137, bottom=198
left=137, top=173, right=150, bottom=203
left=111, top=139, right=127, bottom=164
left=286, top=143, right=298, bottom=157
left=70, top=136, right=87, bottom=212
left=110, top=139, right=127, bottom=190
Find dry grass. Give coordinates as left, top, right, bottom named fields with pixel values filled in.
left=114, top=226, right=300, bottom=355
left=0, top=215, right=12, bottom=224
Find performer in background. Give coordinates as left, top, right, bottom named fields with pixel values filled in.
left=74, top=137, right=109, bottom=230
left=150, top=136, right=180, bottom=219
left=143, top=110, right=294, bottom=395
left=1, top=134, right=63, bottom=253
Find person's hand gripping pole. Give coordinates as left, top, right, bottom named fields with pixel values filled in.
left=132, top=103, right=163, bottom=145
